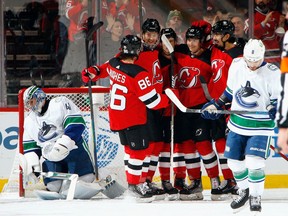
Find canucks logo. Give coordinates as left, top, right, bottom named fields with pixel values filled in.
left=235, top=81, right=260, bottom=108
left=38, top=122, right=58, bottom=142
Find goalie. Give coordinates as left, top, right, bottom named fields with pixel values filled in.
left=21, top=85, right=125, bottom=199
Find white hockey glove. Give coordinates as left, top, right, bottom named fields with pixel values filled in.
left=42, top=135, right=78, bottom=162
left=23, top=151, right=41, bottom=175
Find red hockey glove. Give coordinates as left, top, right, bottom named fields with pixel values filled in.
left=191, top=20, right=212, bottom=36
left=81, top=66, right=100, bottom=83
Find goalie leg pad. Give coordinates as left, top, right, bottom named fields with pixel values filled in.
left=61, top=180, right=103, bottom=199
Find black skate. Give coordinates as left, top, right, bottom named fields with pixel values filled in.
left=174, top=178, right=203, bottom=200
left=211, top=178, right=238, bottom=201
left=128, top=182, right=154, bottom=203
left=162, top=180, right=179, bottom=201
left=230, top=188, right=249, bottom=213
left=249, top=195, right=262, bottom=212
left=146, top=180, right=166, bottom=201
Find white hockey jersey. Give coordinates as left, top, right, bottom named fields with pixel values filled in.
left=225, top=57, right=281, bottom=136
left=23, top=96, right=86, bottom=153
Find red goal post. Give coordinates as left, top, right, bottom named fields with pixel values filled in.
left=17, top=87, right=126, bottom=197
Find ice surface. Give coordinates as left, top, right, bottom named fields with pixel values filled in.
left=0, top=189, right=288, bottom=216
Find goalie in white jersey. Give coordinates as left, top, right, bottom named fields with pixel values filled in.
left=22, top=86, right=125, bottom=199
left=201, top=39, right=281, bottom=213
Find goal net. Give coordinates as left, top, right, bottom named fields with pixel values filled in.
left=6, top=87, right=126, bottom=197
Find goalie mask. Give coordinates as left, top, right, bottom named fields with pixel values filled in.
left=23, top=86, right=46, bottom=115
left=243, top=39, right=265, bottom=71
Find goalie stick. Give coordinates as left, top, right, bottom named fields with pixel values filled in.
left=85, top=21, right=104, bottom=180
left=165, top=88, right=268, bottom=115
left=161, top=34, right=176, bottom=182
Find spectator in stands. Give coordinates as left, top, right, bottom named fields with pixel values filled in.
left=230, top=13, right=247, bottom=40
left=244, top=0, right=285, bottom=64
left=166, top=9, right=185, bottom=44
left=203, top=6, right=217, bottom=26
left=60, top=0, right=89, bottom=87
left=107, top=0, right=143, bottom=35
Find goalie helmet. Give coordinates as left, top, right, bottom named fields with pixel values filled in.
left=142, top=18, right=161, bottom=33
left=243, top=39, right=265, bottom=71
left=23, top=85, right=46, bottom=115
left=120, top=35, right=142, bottom=56
left=212, top=20, right=235, bottom=36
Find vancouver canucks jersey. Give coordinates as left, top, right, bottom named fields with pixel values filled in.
left=23, top=96, right=86, bottom=153
left=225, top=57, right=281, bottom=136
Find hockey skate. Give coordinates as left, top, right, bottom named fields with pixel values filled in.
left=162, top=180, right=179, bottom=201
left=146, top=180, right=166, bottom=201
left=230, top=188, right=249, bottom=213
left=174, top=178, right=203, bottom=201
left=128, top=182, right=154, bottom=203
left=211, top=179, right=238, bottom=201
left=249, top=195, right=262, bottom=213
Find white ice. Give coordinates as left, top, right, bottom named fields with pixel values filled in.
left=1, top=189, right=288, bottom=216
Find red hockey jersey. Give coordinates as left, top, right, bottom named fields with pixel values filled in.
left=175, top=44, right=212, bottom=107
left=97, top=57, right=169, bottom=131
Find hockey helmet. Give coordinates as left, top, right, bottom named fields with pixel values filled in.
left=120, top=35, right=142, bottom=55
left=160, top=28, right=177, bottom=40
left=243, top=39, right=266, bottom=71
left=186, top=26, right=204, bottom=41
left=23, top=85, right=46, bottom=115
left=142, top=18, right=161, bottom=34
left=212, top=20, right=235, bottom=36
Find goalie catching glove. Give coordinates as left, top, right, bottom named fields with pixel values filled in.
left=42, top=135, right=78, bottom=162
left=81, top=66, right=100, bottom=83
left=201, top=99, right=224, bottom=120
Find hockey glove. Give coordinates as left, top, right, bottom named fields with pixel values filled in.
left=201, top=99, right=223, bottom=120
left=266, top=104, right=277, bottom=120
left=42, top=135, right=78, bottom=162
left=24, top=151, right=41, bottom=175
left=81, top=66, right=100, bottom=83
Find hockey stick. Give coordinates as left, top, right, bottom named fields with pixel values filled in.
left=85, top=21, right=104, bottom=180
left=165, top=88, right=268, bottom=115
left=161, top=34, right=175, bottom=182
left=199, top=75, right=213, bottom=101
left=199, top=76, right=285, bottom=157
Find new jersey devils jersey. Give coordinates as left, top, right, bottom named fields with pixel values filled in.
left=106, top=57, right=169, bottom=131
left=175, top=44, right=212, bottom=107
left=135, top=48, right=163, bottom=94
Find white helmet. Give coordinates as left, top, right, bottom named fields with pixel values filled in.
left=243, top=39, right=265, bottom=71
left=23, top=86, right=46, bottom=115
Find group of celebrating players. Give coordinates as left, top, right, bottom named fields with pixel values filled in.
left=22, top=15, right=287, bottom=214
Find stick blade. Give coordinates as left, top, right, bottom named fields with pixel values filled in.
left=86, top=21, right=104, bottom=41
left=161, top=34, right=174, bottom=54
left=165, top=88, right=187, bottom=113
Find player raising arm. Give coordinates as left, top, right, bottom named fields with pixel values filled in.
left=82, top=35, right=177, bottom=202
left=201, top=39, right=281, bottom=213
left=277, top=31, right=288, bottom=154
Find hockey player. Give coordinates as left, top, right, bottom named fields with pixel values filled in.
left=22, top=86, right=123, bottom=199
left=207, top=20, right=245, bottom=200
left=81, top=34, right=176, bottom=202
left=134, top=18, right=167, bottom=200
left=277, top=31, right=288, bottom=154
left=158, top=27, right=180, bottom=200
left=172, top=26, right=221, bottom=200
left=201, top=39, right=281, bottom=212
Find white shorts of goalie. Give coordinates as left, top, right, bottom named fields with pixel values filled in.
left=0, top=189, right=288, bottom=216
